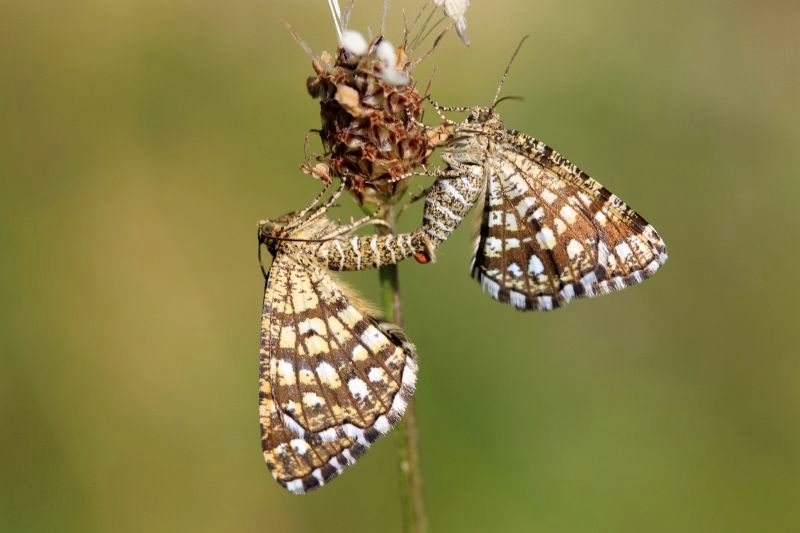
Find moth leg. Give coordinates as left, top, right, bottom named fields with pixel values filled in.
left=323, top=216, right=390, bottom=240
left=298, top=179, right=347, bottom=228
left=388, top=166, right=436, bottom=184
left=426, top=98, right=480, bottom=125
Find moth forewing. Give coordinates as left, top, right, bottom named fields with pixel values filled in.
left=258, top=209, right=421, bottom=494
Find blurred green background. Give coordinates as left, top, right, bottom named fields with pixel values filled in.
left=2, top=1, right=799, bottom=532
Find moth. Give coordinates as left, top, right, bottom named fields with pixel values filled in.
left=407, top=42, right=668, bottom=311
left=257, top=182, right=427, bottom=494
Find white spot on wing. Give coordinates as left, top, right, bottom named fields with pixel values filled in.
left=507, top=263, right=523, bottom=278
left=360, top=325, right=385, bottom=351
left=277, top=359, right=296, bottom=385
left=351, top=345, right=368, bottom=361
left=560, top=205, right=578, bottom=224
left=484, top=237, right=502, bottom=258
left=528, top=256, right=545, bottom=276
left=504, top=213, right=519, bottom=231
left=615, top=242, right=634, bottom=262
left=542, top=189, right=558, bottom=204
left=567, top=239, right=584, bottom=260
left=316, top=362, right=339, bottom=386
left=535, top=228, right=557, bottom=250
left=516, top=196, right=537, bottom=218
left=290, top=438, right=310, bottom=455
left=302, top=392, right=325, bottom=408
left=298, top=318, right=326, bottom=336
left=348, top=378, right=369, bottom=399
left=368, top=367, right=387, bottom=383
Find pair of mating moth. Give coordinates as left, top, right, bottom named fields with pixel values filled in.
left=258, top=103, right=668, bottom=494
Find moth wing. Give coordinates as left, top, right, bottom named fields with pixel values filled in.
left=470, top=136, right=667, bottom=311
left=260, top=253, right=417, bottom=493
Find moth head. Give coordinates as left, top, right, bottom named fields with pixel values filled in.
left=258, top=212, right=337, bottom=255
left=258, top=215, right=291, bottom=255
left=466, top=107, right=503, bottom=128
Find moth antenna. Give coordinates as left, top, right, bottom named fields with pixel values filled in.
left=281, top=183, right=333, bottom=233
left=302, top=179, right=346, bottom=226
left=491, top=35, right=530, bottom=107
left=427, top=97, right=471, bottom=124
left=428, top=97, right=471, bottom=113
left=490, top=95, right=525, bottom=112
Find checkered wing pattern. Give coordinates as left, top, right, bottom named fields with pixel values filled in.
left=260, top=252, right=417, bottom=494
left=471, top=133, right=668, bottom=311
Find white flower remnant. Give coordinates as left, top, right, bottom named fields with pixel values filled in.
left=434, top=0, right=471, bottom=45
left=376, top=40, right=397, bottom=65
left=377, top=40, right=409, bottom=86
left=341, top=29, right=369, bottom=55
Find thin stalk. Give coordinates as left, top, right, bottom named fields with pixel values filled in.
left=378, top=206, right=427, bottom=533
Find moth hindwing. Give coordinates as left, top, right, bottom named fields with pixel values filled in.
left=413, top=106, right=667, bottom=311
left=258, top=200, right=419, bottom=494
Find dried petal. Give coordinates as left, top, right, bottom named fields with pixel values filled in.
left=334, top=84, right=365, bottom=117
left=434, top=0, right=471, bottom=45
left=376, top=40, right=397, bottom=66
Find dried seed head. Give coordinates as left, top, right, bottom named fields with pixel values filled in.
left=307, top=33, right=429, bottom=206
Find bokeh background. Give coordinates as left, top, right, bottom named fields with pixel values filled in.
left=2, top=1, right=800, bottom=532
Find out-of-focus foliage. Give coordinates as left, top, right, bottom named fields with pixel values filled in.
left=1, top=1, right=799, bottom=532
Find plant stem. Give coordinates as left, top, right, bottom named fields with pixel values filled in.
left=378, top=210, right=427, bottom=533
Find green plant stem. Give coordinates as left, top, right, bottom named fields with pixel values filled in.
left=378, top=212, right=427, bottom=533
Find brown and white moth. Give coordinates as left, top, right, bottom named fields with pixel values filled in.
left=400, top=39, right=668, bottom=311
left=257, top=183, right=429, bottom=494
left=406, top=101, right=668, bottom=311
